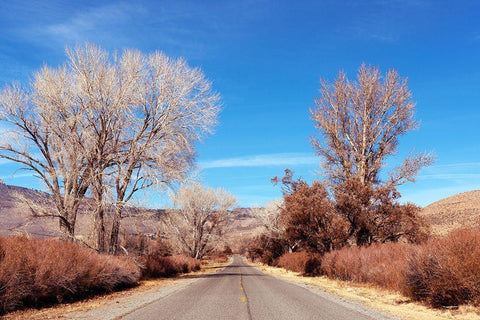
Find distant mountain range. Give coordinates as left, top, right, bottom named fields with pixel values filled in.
left=1, top=181, right=478, bottom=247
left=0, top=182, right=264, bottom=251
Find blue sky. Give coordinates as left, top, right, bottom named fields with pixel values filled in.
left=0, top=0, right=479, bottom=208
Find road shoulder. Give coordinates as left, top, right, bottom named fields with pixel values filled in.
left=249, top=261, right=480, bottom=320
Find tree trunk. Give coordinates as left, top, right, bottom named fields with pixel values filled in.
left=59, top=215, right=74, bottom=241
left=109, top=203, right=124, bottom=254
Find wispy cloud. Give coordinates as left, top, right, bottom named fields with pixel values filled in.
left=419, top=173, right=480, bottom=180
left=0, top=172, right=34, bottom=180
left=199, top=153, right=317, bottom=169
left=32, top=2, right=146, bottom=45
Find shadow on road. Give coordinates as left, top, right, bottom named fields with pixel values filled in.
left=182, top=263, right=262, bottom=279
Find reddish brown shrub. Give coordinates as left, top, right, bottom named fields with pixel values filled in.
left=170, top=255, right=201, bottom=273
left=404, top=228, right=480, bottom=307
left=320, top=242, right=414, bottom=292
left=0, top=236, right=140, bottom=315
left=140, top=254, right=200, bottom=279
left=277, top=252, right=322, bottom=276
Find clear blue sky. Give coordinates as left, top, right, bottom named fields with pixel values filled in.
left=0, top=0, right=479, bottom=208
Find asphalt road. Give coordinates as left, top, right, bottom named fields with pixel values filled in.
left=121, top=256, right=396, bottom=320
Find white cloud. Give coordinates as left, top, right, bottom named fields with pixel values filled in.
left=0, top=172, right=34, bottom=180
left=199, top=153, right=317, bottom=169
left=38, top=2, right=146, bottom=44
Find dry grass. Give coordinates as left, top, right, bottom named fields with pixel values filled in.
left=421, top=190, right=480, bottom=236
left=2, top=258, right=230, bottom=320
left=252, top=262, right=480, bottom=320
left=139, top=254, right=201, bottom=279
left=277, top=252, right=322, bottom=275
left=321, top=242, right=413, bottom=292
left=0, top=236, right=140, bottom=315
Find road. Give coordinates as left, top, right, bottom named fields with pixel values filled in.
left=120, top=256, right=396, bottom=320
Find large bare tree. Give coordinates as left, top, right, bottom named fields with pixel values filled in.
left=0, top=44, right=220, bottom=252
left=162, top=183, right=236, bottom=259
left=311, top=64, right=433, bottom=244
left=107, top=51, right=219, bottom=254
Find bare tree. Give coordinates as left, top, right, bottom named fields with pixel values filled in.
left=0, top=44, right=220, bottom=253
left=108, top=51, right=219, bottom=254
left=162, top=183, right=236, bottom=259
left=311, top=64, right=433, bottom=244
left=0, top=77, right=90, bottom=240
left=255, top=198, right=284, bottom=236
left=311, top=64, right=432, bottom=187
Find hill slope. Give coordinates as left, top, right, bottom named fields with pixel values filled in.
left=0, top=182, right=263, bottom=251
left=421, top=190, right=480, bottom=235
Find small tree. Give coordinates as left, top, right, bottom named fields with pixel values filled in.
left=272, top=169, right=349, bottom=254
left=311, top=64, right=433, bottom=245
left=281, top=180, right=349, bottom=254
left=162, top=183, right=236, bottom=259
left=255, top=198, right=284, bottom=237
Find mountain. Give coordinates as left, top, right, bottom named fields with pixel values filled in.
left=421, top=190, right=480, bottom=236
left=0, top=182, right=264, bottom=251
left=0, top=181, right=165, bottom=239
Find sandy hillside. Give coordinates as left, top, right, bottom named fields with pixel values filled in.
left=0, top=181, right=263, bottom=252
left=421, top=190, right=480, bottom=236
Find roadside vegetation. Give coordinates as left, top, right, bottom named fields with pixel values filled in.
left=247, top=64, right=480, bottom=312
left=0, top=42, right=477, bottom=317
left=0, top=44, right=234, bottom=315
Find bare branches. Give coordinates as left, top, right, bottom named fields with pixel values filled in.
left=311, top=63, right=433, bottom=187
left=162, top=183, right=236, bottom=259
left=311, top=64, right=433, bottom=245
left=0, top=43, right=220, bottom=250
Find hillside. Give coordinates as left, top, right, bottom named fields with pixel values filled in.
left=0, top=182, right=263, bottom=250
left=0, top=181, right=166, bottom=239
left=421, top=190, right=480, bottom=236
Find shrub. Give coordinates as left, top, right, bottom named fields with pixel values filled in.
left=0, top=236, right=140, bottom=315
left=139, top=254, right=200, bottom=279
left=320, top=242, right=414, bottom=292
left=404, top=228, right=480, bottom=307
left=277, top=252, right=322, bottom=276
left=246, top=234, right=288, bottom=266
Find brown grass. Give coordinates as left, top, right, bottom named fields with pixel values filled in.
left=320, top=241, right=414, bottom=292
left=277, top=252, right=322, bottom=275
left=0, top=236, right=140, bottom=315
left=274, top=227, right=480, bottom=309
left=139, top=253, right=201, bottom=279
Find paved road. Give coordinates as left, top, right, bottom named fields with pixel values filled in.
left=121, top=257, right=396, bottom=320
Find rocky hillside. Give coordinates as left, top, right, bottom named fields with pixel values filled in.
left=421, top=190, right=480, bottom=236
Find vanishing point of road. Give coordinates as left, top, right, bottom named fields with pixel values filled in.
left=121, top=256, right=396, bottom=320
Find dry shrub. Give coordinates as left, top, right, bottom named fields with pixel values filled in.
left=404, top=227, right=480, bottom=307
left=0, top=236, right=140, bottom=315
left=203, top=249, right=229, bottom=263
left=140, top=254, right=200, bottom=279
left=171, top=255, right=201, bottom=273
left=277, top=252, right=322, bottom=276
left=320, top=242, right=413, bottom=292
